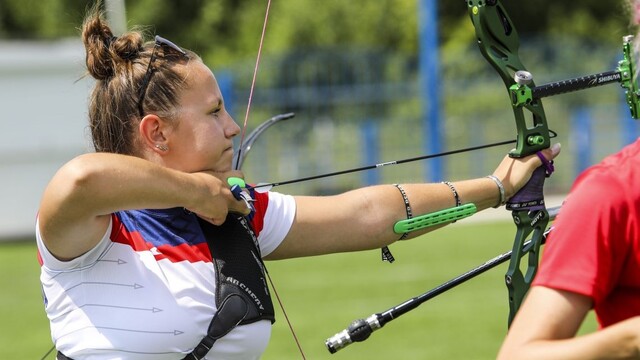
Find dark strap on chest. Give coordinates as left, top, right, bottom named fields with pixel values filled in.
left=56, top=352, right=72, bottom=360
left=198, top=215, right=275, bottom=324
left=182, top=294, right=249, bottom=360
left=182, top=215, right=275, bottom=359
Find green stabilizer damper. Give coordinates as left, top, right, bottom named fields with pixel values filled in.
left=393, top=203, right=477, bottom=234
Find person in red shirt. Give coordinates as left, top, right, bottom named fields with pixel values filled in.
left=498, top=140, right=640, bottom=359
left=498, top=4, right=640, bottom=358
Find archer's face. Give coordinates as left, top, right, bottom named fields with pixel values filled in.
left=166, top=61, right=241, bottom=173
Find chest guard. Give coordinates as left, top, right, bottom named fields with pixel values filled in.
left=198, top=214, right=275, bottom=325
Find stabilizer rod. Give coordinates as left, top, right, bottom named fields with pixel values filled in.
left=325, top=206, right=560, bottom=354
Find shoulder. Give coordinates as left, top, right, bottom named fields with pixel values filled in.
left=251, top=191, right=296, bottom=257
left=37, top=214, right=114, bottom=270
left=252, top=190, right=296, bottom=228
left=567, top=142, right=640, bottom=211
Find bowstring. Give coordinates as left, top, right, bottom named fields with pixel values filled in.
left=267, top=270, right=307, bottom=359
left=234, top=0, right=273, bottom=170
left=238, top=1, right=307, bottom=358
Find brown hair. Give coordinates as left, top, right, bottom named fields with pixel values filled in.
left=81, top=8, right=197, bottom=155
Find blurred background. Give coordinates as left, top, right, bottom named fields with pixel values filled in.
left=1, top=0, right=638, bottom=239
left=0, top=0, right=636, bottom=358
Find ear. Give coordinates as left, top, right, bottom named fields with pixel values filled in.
left=139, top=114, right=169, bottom=153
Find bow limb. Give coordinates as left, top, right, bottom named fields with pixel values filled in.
left=467, top=0, right=552, bottom=326
left=232, top=112, right=295, bottom=170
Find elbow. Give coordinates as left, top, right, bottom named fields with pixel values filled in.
left=353, top=194, right=396, bottom=246
left=38, top=154, right=106, bottom=243
left=45, top=154, right=108, bottom=209
left=496, top=349, right=513, bottom=360
left=497, top=346, right=528, bottom=360
left=59, top=154, right=103, bottom=195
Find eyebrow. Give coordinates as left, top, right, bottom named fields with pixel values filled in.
left=209, top=98, right=223, bottom=112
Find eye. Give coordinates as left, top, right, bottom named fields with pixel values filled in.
left=209, top=100, right=224, bottom=117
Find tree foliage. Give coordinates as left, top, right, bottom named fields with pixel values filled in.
left=0, top=0, right=633, bottom=65
left=2, top=1, right=635, bottom=191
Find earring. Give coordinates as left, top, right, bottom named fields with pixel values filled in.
left=155, top=144, right=169, bottom=152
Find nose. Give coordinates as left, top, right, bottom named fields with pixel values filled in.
left=225, top=113, right=241, bottom=138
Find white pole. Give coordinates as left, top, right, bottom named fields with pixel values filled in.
left=105, top=0, right=127, bottom=35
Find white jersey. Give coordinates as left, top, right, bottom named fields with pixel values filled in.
left=37, top=191, right=296, bottom=359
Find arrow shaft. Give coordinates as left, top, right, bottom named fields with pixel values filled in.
left=261, top=139, right=516, bottom=190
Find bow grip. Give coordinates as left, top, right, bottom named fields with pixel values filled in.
left=506, top=165, right=547, bottom=212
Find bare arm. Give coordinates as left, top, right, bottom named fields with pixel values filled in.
left=39, top=153, right=247, bottom=260
left=267, top=147, right=559, bottom=259
left=267, top=177, right=500, bottom=259
left=498, top=286, right=640, bottom=360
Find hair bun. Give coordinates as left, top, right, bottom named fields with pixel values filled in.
left=82, top=11, right=143, bottom=80
left=110, top=33, right=144, bottom=61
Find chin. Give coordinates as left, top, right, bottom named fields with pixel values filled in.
left=212, top=162, right=233, bottom=173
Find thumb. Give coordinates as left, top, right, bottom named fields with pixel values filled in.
left=541, top=143, right=561, bottom=162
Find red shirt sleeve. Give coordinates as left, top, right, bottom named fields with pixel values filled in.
left=533, top=168, right=630, bottom=307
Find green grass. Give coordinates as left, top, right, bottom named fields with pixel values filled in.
left=0, top=221, right=596, bottom=359
left=0, top=241, right=52, bottom=359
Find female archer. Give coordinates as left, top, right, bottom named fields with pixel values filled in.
left=37, top=6, right=559, bottom=359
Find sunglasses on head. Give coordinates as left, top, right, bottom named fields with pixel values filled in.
left=137, top=35, right=187, bottom=117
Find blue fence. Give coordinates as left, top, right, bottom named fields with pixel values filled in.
left=215, top=35, right=640, bottom=196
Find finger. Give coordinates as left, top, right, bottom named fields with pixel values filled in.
left=209, top=217, right=226, bottom=226
left=223, top=170, right=245, bottom=181
left=530, top=143, right=561, bottom=177
left=192, top=212, right=226, bottom=226
left=523, top=143, right=561, bottom=167
left=539, top=143, right=561, bottom=161
left=229, top=198, right=252, bottom=216
left=550, top=143, right=561, bottom=158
